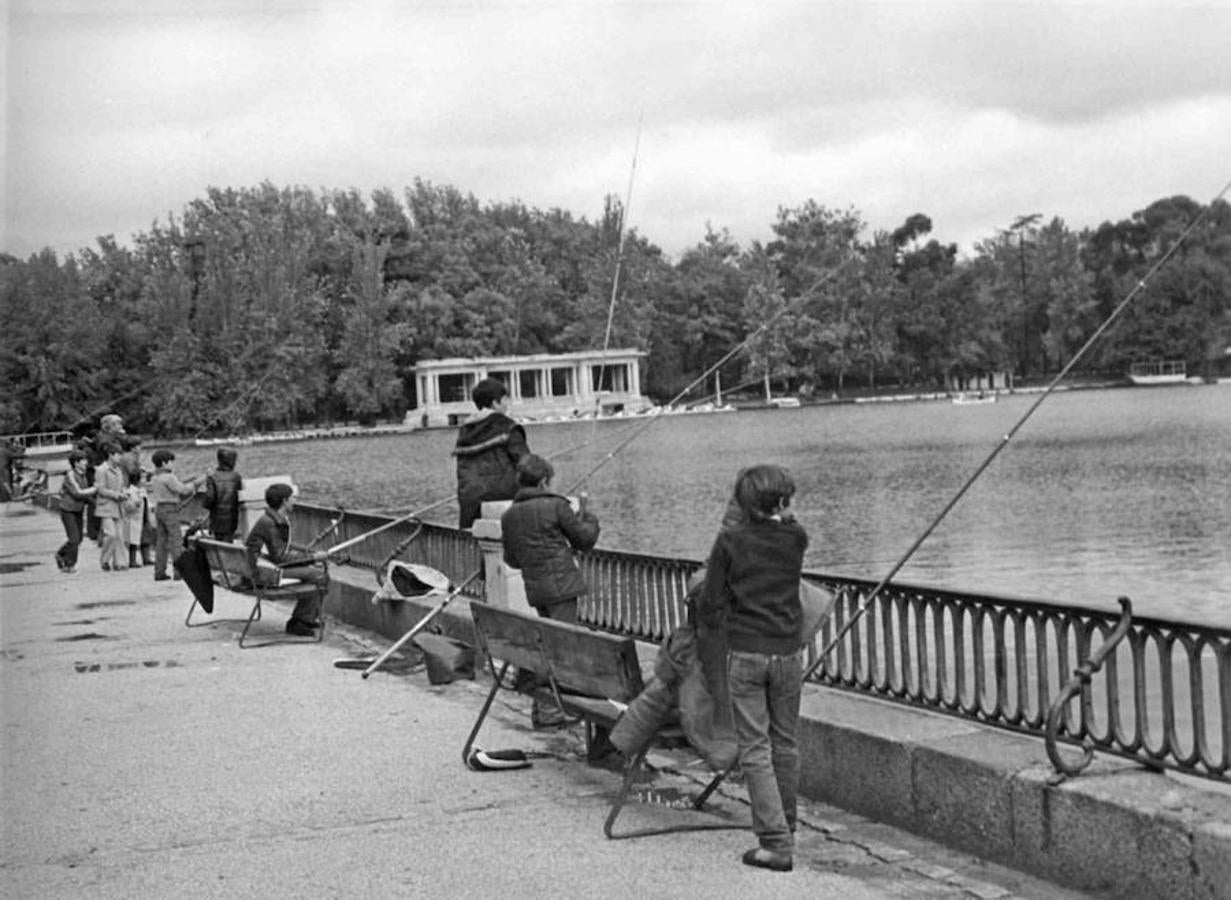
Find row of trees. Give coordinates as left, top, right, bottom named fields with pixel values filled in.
left=2, top=180, right=1229, bottom=437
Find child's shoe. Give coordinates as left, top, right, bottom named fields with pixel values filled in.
left=741, top=848, right=793, bottom=872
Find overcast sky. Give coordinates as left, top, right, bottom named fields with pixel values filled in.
left=4, top=0, right=1230, bottom=263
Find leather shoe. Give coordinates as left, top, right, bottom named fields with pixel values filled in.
left=154, top=573, right=171, bottom=582
left=741, top=848, right=793, bottom=872
left=285, top=619, right=316, bottom=637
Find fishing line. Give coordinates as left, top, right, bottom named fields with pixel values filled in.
left=801, top=179, right=1231, bottom=682
left=565, top=258, right=855, bottom=493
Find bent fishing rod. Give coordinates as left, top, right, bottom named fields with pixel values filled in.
left=801, top=179, right=1231, bottom=683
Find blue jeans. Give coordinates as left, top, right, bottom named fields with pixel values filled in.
left=154, top=504, right=181, bottom=577
left=727, top=648, right=803, bottom=853
left=57, top=509, right=84, bottom=568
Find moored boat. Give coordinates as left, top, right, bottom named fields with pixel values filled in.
left=1128, top=359, right=1187, bottom=385
left=952, top=392, right=996, bottom=405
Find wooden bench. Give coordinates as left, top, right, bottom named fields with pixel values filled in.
left=185, top=537, right=326, bottom=649
left=462, top=602, right=737, bottom=840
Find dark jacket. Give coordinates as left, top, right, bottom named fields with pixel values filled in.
left=203, top=469, right=243, bottom=538
left=701, top=515, right=808, bottom=656
left=453, top=411, right=529, bottom=528
left=58, top=468, right=93, bottom=513
left=500, top=486, right=600, bottom=609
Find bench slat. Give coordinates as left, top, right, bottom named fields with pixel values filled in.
left=472, top=603, right=644, bottom=702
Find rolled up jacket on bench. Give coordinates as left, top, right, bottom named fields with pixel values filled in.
left=610, top=577, right=836, bottom=768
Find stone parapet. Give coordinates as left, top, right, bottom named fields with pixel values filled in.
left=327, top=564, right=1231, bottom=900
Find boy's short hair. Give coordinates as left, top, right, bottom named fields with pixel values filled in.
left=100, top=441, right=123, bottom=457
left=516, top=453, right=554, bottom=487
left=67, top=449, right=87, bottom=465
left=265, top=483, right=294, bottom=509
left=471, top=377, right=508, bottom=410
left=217, top=447, right=238, bottom=469
left=151, top=449, right=175, bottom=468
left=732, top=464, right=796, bottom=520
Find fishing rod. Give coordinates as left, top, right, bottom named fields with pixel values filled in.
left=357, top=420, right=648, bottom=518
left=802, top=179, right=1231, bottom=682
left=334, top=418, right=651, bottom=551
left=566, top=258, right=855, bottom=493
left=592, top=114, right=643, bottom=422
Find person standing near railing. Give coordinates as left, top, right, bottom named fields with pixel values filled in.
left=499, top=454, right=602, bottom=733
left=148, top=449, right=206, bottom=582
left=700, top=464, right=808, bottom=874
left=452, top=377, right=530, bottom=529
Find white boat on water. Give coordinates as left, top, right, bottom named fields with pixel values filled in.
left=1128, top=359, right=1187, bottom=385
left=952, top=392, right=996, bottom=405
left=767, top=396, right=801, bottom=409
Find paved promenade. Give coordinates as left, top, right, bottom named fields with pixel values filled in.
left=1, top=505, right=1096, bottom=899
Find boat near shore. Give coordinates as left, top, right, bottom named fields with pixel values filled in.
left=1128, top=359, right=1188, bottom=385
left=951, top=391, right=997, bottom=405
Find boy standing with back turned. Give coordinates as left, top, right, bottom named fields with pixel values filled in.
left=452, top=377, right=530, bottom=529
left=701, top=464, right=808, bottom=873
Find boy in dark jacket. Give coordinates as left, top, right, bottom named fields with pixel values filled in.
left=500, top=454, right=601, bottom=728
left=203, top=447, right=243, bottom=541
left=453, top=378, right=530, bottom=529
left=701, top=464, right=808, bottom=873
left=55, top=449, right=97, bottom=573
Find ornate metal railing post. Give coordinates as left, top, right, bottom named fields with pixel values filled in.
left=1045, top=596, right=1134, bottom=782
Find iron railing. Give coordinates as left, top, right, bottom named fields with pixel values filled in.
left=296, top=502, right=1229, bottom=782
left=297, top=503, right=484, bottom=600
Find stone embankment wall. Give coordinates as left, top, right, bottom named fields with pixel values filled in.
left=325, top=566, right=1231, bottom=900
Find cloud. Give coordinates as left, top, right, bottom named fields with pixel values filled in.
left=5, top=0, right=1230, bottom=261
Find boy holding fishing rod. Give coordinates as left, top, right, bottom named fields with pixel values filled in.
left=245, top=483, right=331, bottom=637
left=499, top=454, right=605, bottom=734
left=700, top=464, right=808, bottom=873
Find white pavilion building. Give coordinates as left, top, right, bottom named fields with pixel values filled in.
left=405, top=348, right=651, bottom=428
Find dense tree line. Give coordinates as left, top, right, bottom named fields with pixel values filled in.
left=2, top=180, right=1228, bottom=437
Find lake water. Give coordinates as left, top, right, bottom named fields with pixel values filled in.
left=163, top=384, right=1231, bottom=627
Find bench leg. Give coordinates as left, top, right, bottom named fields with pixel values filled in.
left=462, top=661, right=510, bottom=768
left=237, top=597, right=264, bottom=648
left=603, top=751, right=741, bottom=840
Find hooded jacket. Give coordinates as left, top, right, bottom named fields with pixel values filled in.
left=500, top=486, right=600, bottom=609
left=452, top=410, right=529, bottom=528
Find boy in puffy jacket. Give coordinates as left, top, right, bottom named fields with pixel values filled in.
left=203, top=447, right=243, bottom=541
left=500, top=454, right=600, bottom=729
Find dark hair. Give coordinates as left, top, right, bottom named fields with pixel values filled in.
left=471, top=377, right=508, bottom=410
left=100, top=441, right=123, bottom=457
left=217, top=447, right=238, bottom=469
left=120, top=434, right=142, bottom=450
left=265, top=483, right=294, bottom=509
left=67, top=449, right=87, bottom=465
left=151, top=449, right=175, bottom=467
left=516, top=453, right=554, bottom=487
left=732, top=464, right=796, bottom=520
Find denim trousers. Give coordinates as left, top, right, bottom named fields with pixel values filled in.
left=279, top=564, right=329, bottom=623
left=153, top=504, right=181, bottom=577
left=57, top=509, right=84, bottom=568
left=727, top=647, right=803, bottom=853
